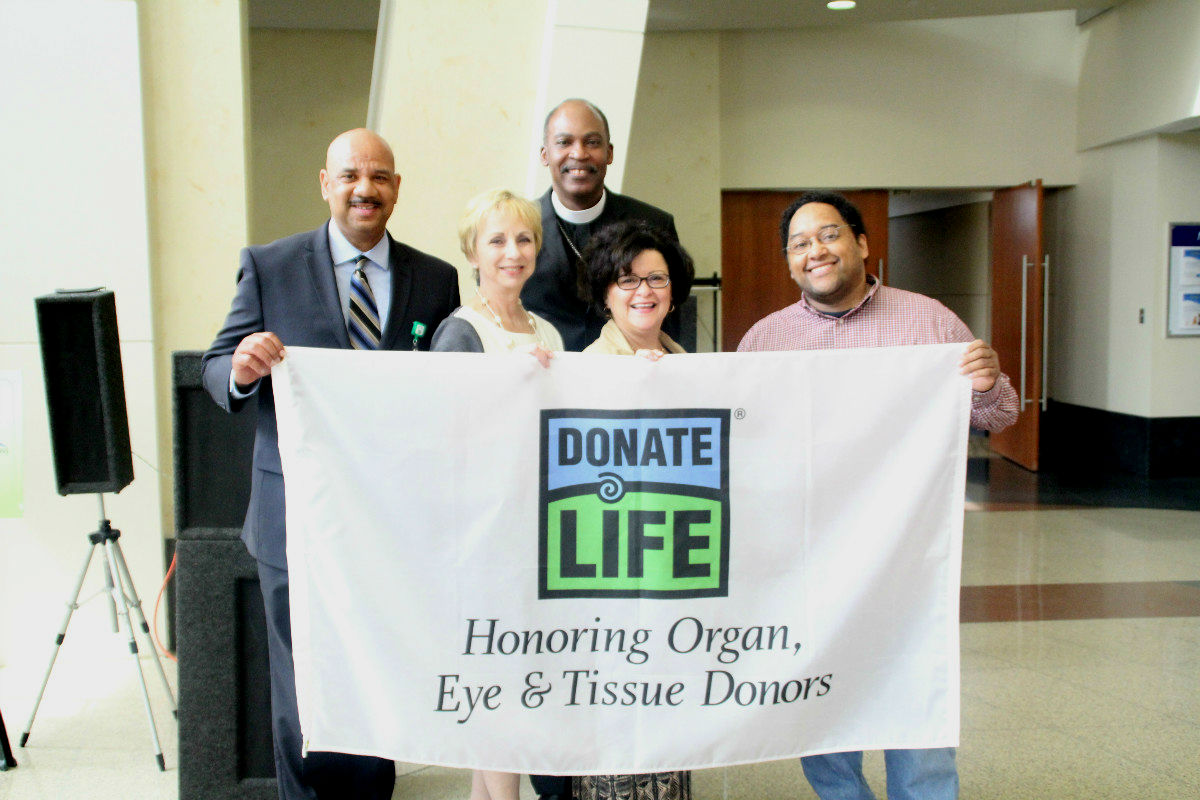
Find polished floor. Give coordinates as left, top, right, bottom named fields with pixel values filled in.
left=1, top=448, right=1197, bottom=799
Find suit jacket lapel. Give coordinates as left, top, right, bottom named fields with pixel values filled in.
left=380, top=233, right=413, bottom=349
left=305, top=224, right=351, bottom=348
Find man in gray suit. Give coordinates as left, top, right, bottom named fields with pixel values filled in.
left=522, top=98, right=680, bottom=351
left=202, top=128, right=459, bottom=800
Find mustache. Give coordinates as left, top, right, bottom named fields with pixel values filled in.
left=350, top=196, right=381, bottom=205
left=560, top=163, right=598, bottom=174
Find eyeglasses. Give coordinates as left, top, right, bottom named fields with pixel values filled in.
left=615, top=272, right=671, bottom=290
left=784, top=225, right=849, bottom=255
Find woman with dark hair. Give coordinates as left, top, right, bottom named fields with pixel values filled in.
left=573, top=218, right=694, bottom=800
left=579, top=220, right=694, bottom=359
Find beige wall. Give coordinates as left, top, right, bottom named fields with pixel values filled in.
left=1149, top=130, right=1200, bottom=416
left=138, top=0, right=249, bottom=536
left=373, top=0, right=550, bottom=286
left=625, top=31, right=722, bottom=351
left=1048, top=132, right=1200, bottom=418
left=523, top=1, right=651, bottom=199
left=718, top=13, right=1081, bottom=189
left=1078, top=0, right=1200, bottom=149
left=1047, top=0, right=1200, bottom=419
left=372, top=0, right=658, bottom=303
left=248, top=28, right=377, bottom=245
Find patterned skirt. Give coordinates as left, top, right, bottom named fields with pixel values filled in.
left=573, top=771, right=691, bottom=800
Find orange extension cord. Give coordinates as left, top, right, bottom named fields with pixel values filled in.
left=152, top=552, right=178, bottom=662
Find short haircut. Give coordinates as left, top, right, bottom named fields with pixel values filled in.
left=579, top=220, right=694, bottom=315
left=543, top=98, right=611, bottom=143
left=458, top=188, right=543, bottom=262
left=779, top=191, right=868, bottom=252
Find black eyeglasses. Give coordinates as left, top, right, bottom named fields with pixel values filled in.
left=615, top=272, right=671, bottom=290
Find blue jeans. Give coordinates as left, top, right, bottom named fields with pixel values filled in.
left=801, top=748, right=958, bottom=800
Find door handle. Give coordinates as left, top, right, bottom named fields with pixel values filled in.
left=1040, top=255, right=1049, bottom=412
left=1020, top=255, right=1030, bottom=408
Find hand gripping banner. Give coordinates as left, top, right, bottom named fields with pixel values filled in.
left=273, top=345, right=971, bottom=774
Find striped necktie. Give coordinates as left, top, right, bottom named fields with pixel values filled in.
left=348, top=255, right=382, bottom=350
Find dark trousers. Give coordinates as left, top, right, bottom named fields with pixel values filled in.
left=257, top=560, right=395, bottom=800
left=530, top=774, right=573, bottom=799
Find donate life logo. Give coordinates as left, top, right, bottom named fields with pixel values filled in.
left=539, top=409, right=730, bottom=599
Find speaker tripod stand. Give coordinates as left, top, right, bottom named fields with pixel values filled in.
left=0, top=705, right=15, bottom=770
left=20, top=494, right=177, bottom=770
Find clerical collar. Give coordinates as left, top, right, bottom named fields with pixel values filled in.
left=551, top=189, right=607, bottom=225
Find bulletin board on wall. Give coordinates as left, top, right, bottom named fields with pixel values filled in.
left=1168, top=222, right=1200, bottom=337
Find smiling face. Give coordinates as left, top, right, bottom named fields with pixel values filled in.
left=540, top=100, right=614, bottom=211
left=319, top=129, right=401, bottom=252
left=785, top=202, right=870, bottom=313
left=470, top=210, right=538, bottom=297
left=605, top=249, right=672, bottom=347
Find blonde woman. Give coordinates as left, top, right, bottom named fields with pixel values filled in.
left=431, top=189, right=562, bottom=361
left=431, top=188, right=561, bottom=800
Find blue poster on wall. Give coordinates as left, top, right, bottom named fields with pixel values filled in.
left=1168, top=224, right=1200, bottom=336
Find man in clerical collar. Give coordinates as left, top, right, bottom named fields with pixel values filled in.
left=522, top=98, right=682, bottom=351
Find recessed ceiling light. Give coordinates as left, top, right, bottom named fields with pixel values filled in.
left=827, top=0, right=857, bottom=9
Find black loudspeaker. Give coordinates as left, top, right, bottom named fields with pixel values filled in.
left=35, top=289, right=134, bottom=495
left=173, top=351, right=275, bottom=798
left=172, top=352, right=257, bottom=531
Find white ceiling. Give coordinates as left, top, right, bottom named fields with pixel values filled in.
left=649, top=1, right=1120, bottom=31
left=249, top=0, right=1122, bottom=32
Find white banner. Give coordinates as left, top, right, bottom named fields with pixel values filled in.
left=274, top=344, right=971, bottom=774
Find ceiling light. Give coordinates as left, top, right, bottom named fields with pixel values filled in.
left=827, top=1, right=857, bottom=9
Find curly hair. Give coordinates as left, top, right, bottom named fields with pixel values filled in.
left=578, top=220, right=695, bottom=316
left=778, top=191, right=867, bottom=253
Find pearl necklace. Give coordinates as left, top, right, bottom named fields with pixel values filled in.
left=476, top=288, right=546, bottom=349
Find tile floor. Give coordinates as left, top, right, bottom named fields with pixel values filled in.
left=1, top=450, right=1197, bottom=799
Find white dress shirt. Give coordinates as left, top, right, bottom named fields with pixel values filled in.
left=230, top=222, right=394, bottom=397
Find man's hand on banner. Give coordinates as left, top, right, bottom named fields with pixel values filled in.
left=233, top=331, right=286, bottom=390
left=959, top=339, right=1000, bottom=393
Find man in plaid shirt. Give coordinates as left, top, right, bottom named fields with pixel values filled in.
left=738, top=191, right=1018, bottom=800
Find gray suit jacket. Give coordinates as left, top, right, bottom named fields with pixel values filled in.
left=522, top=188, right=677, bottom=351
left=201, top=223, right=460, bottom=569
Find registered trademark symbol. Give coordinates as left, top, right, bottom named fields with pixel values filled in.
left=734, top=408, right=746, bottom=420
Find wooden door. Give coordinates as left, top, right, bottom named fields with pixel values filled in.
left=989, top=182, right=1043, bottom=470
left=720, top=190, right=889, bottom=351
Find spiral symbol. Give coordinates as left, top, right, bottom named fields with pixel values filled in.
left=596, top=472, right=626, bottom=503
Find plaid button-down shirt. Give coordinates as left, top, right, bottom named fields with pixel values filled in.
left=738, top=277, right=1018, bottom=432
